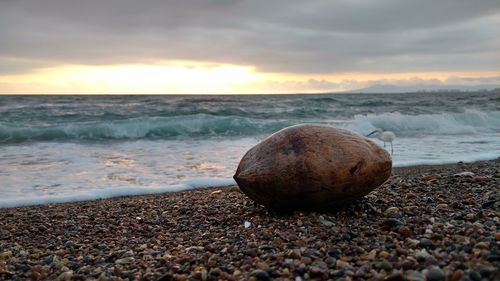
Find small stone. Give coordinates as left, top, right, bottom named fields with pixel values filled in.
left=419, top=238, right=433, bottom=248
left=405, top=270, right=426, bottom=281
left=366, top=249, right=377, bottom=260
left=250, top=269, right=270, bottom=281
left=56, top=271, right=73, bottom=281
left=319, top=216, right=334, bottom=226
left=115, top=257, right=134, bottom=264
left=479, top=268, right=494, bottom=279
left=301, top=257, right=312, bottom=265
left=473, top=175, right=488, bottom=182
left=450, top=270, right=464, bottom=281
left=415, top=249, right=432, bottom=261
left=176, top=274, right=188, bottom=281
left=401, top=258, right=416, bottom=270
left=385, top=207, right=400, bottom=216
left=406, top=238, right=420, bottom=248
left=287, top=249, right=301, bottom=259
left=426, top=267, right=445, bottom=281
left=201, top=269, right=208, bottom=281
left=327, top=248, right=341, bottom=258
left=382, top=218, right=405, bottom=226
left=380, top=260, right=392, bottom=271
left=309, top=266, right=324, bottom=278
left=422, top=174, right=441, bottom=181
left=207, top=268, right=220, bottom=278
left=469, top=271, right=481, bottom=281
left=282, top=268, right=290, bottom=277
left=405, top=192, right=417, bottom=200
left=398, top=226, right=412, bottom=237
left=64, top=241, right=79, bottom=249
left=354, top=264, right=369, bottom=277
left=486, top=255, right=500, bottom=262
left=454, top=171, right=474, bottom=177
left=473, top=241, right=489, bottom=249
left=336, top=260, right=349, bottom=269
left=330, top=270, right=343, bottom=277
left=379, top=250, right=390, bottom=258
left=384, top=272, right=403, bottom=281
left=256, top=262, right=269, bottom=269
left=244, top=221, right=251, bottom=228
left=436, top=204, right=448, bottom=209
left=0, top=251, right=12, bottom=260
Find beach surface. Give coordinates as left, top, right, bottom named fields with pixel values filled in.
left=1, top=159, right=498, bottom=280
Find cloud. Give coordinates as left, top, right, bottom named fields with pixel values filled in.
left=0, top=0, right=499, bottom=75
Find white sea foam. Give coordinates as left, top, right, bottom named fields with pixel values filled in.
left=0, top=178, right=236, bottom=208
left=393, top=152, right=500, bottom=167
left=345, top=110, right=500, bottom=136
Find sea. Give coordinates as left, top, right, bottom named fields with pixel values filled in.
left=1, top=91, right=499, bottom=208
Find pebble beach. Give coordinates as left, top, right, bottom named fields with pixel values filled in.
left=0, top=159, right=498, bottom=281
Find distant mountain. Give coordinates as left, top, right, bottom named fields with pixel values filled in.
left=346, top=84, right=500, bottom=93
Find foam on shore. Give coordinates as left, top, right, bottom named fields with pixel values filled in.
left=0, top=178, right=236, bottom=209
left=3, top=156, right=500, bottom=209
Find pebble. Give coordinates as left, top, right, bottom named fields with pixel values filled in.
left=309, top=266, right=324, bottom=278
left=64, top=241, right=79, bottom=249
left=384, top=272, right=404, bottom=281
left=379, top=250, right=390, bottom=258
left=486, top=255, right=499, bottom=262
left=415, top=249, right=432, bottom=261
left=398, top=226, right=412, bottom=237
left=426, top=267, right=445, bottom=281
left=382, top=218, right=405, bottom=226
left=479, top=268, right=494, bottom=279
left=250, top=269, right=270, bottom=280
left=469, top=271, right=482, bottom=281
left=384, top=207, right=400, bottom=217
left=366, top=249, right=377, bottom=260
left=115, top=257, right=134, bottom=264
left=450, top=270, right=464, bottom=281
left=0, top=251, right=12, bottom=260
left=380, top=260, right=392, bottom=271
left=454, top=171, right=475, bottom=177
left=405, top=270, right=426, bottom=281
left=327, top=248, right=341, bottom=258
left=56, top=270, right=73, bottom=281
left=0, top=159, right=498, bottom=280
left=473, top=241, right=489, bottom=249
left=335, top=260, right=349, bottom=269
left=419, top=238, right=433, bottom=248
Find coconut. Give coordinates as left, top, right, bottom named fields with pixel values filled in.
left=233, top=124, right=392, bottom=211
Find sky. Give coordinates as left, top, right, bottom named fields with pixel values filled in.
left=0, top=0, right=499, bottom=94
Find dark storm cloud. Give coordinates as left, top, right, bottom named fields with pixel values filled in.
left=0, top=0, right=499, bottom=74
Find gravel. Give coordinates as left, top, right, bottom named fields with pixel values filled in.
left=0, top=159, right=499, bottom=280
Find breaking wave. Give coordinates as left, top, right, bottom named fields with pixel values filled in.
left=1, top=110, right=499, bottom=143
left=347, top=109, right=500, bottom=137
left=0, top=114, right=295, bottom=143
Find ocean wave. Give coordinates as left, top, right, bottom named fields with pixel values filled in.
left=0, top=114, right=294, bottom=143
left=346, top=110, right=500, bottom=136
left=1, top=110, right=499, bottom=143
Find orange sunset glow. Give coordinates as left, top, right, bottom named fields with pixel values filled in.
left=1, top=63, right=498, bottom=94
